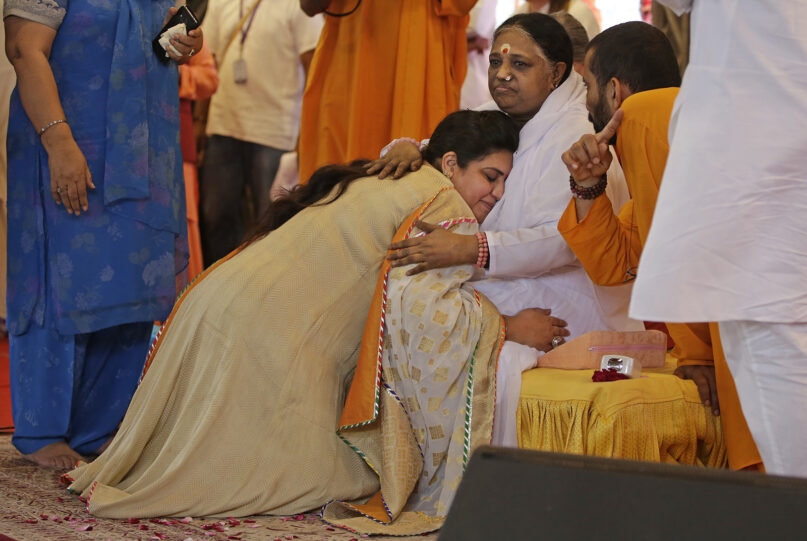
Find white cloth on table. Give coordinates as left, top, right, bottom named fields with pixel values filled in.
left=492, top=341, right=539, bottom=446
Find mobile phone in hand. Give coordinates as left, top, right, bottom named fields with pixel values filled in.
left=152, top=5, right=200, bottom=63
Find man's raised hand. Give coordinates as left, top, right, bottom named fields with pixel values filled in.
left=561, top=109, right=624, bottom=183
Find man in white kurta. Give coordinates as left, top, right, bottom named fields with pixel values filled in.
left=630, top=0, right=807, bottom=477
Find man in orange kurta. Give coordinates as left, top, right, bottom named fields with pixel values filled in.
left=297, top=0, right=472, bottom=183
left=557, top=22, right=761, bottom=471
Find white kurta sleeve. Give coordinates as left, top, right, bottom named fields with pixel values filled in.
left=485, top=224, right=577, bottom=279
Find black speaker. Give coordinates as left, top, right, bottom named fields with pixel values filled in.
left=439, top=446, right=807, bottom=540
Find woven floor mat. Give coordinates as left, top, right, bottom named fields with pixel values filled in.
left=0, top=436, right=437, bottom=540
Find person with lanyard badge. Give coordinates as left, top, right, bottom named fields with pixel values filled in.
left=199, top=0, right=323, bottom=266
left=232, top=0, right=257, bottom=85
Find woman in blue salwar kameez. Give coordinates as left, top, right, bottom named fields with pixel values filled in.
left=3, top=0, right=201, bottom=468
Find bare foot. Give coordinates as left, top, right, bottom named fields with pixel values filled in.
left=23, top=441, right=83, bottom=470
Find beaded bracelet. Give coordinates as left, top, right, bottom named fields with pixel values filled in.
left=39, top=119, right=67, bottom=137
left=475, top=232, right=489, bottom=269
left=569, top=173, right=607, bottom=200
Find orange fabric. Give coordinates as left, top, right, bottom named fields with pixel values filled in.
left=178, top=44, right=218, bottom=280
left=668, top=322, right=763, bottom=471
left=344, top=492, right=390, bottom=526
left=178, top=44, right=218, bottom=102
left=558, top=88, right=761, bottom=470
left=298, top=0, right=471, bottom=183
left=182, top=162, right=203, bottom=279
left=335, top=192, right=450, bottom=524
left=337, top=191, right=447, bottom=429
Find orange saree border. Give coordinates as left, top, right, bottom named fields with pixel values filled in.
left=337, top=188, right=450, bottom=430
left=333, top=189, right=451, bottom=525
left=140, top=248, right=243, bottom=378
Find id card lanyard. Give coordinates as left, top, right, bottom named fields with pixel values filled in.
left=233, top=0, right=262, bottom=84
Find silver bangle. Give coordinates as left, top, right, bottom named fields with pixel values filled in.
left=38, top=119, right=67, bottom=137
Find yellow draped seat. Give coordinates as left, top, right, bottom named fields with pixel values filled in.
left=517, top=355, right=727, bottom=467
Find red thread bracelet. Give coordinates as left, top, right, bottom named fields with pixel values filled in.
left=475, top=232, right=489, bottom=268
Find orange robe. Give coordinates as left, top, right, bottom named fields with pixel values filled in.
left=178, top=44, right=219, bottom=279
left=298, top=0, right=472, bottom=183
left=557, top=88, right=761, bottom=471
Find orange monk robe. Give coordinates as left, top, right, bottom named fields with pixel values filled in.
left=179, top=44, right=219, bottom=279
left=298, top=0, right=473, bottom=183
left=557, top=88, right=762, bottom=471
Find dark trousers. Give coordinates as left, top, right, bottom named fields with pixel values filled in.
left=199, top=135, right=285, bottom=266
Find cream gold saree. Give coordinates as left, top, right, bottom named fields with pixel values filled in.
left=64, top=166, right=504, bottom=531
left=323, top=215, right=504, bottom=535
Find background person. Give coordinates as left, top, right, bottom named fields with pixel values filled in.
left=630, top=0, right=807, bottom=478
left=297, top=0, right=473, bottom=184
left=551, top=10, right=588, bottom=74
left=199, top=0, right=322, bottom=266
left=514, top=0, right=600, bottom=40
left=558, top=21, right=761, bottom=472
left=178, top=42, right=218, bottom=279
left=0, top=0, right=14, bottom=338
left=4, top=0, right=197, bottom=468
left=461, top=0, right=498, bottom=109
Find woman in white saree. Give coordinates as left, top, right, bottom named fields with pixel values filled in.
left=64, top=111, right=568, bottom=535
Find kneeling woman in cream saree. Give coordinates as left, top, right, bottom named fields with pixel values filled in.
left=65, top=111, right=568, bottom=534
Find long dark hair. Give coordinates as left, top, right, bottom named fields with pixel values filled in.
left=242, top=110, right=519, bottom=247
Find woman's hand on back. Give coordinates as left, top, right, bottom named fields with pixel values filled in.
left=503, top=308, right=570, bottom=352
left=387, top=220, right=478, bottom=275
left=365, top=140, right=423, bottom=179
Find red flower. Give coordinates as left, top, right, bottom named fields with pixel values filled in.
left=592, top=368, right=630, bottom=382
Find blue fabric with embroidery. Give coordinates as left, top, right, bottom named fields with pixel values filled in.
left=5, top=0, right=187, bottom=453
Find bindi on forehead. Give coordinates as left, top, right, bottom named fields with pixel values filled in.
left=494, top=27, right=548, bottom=60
